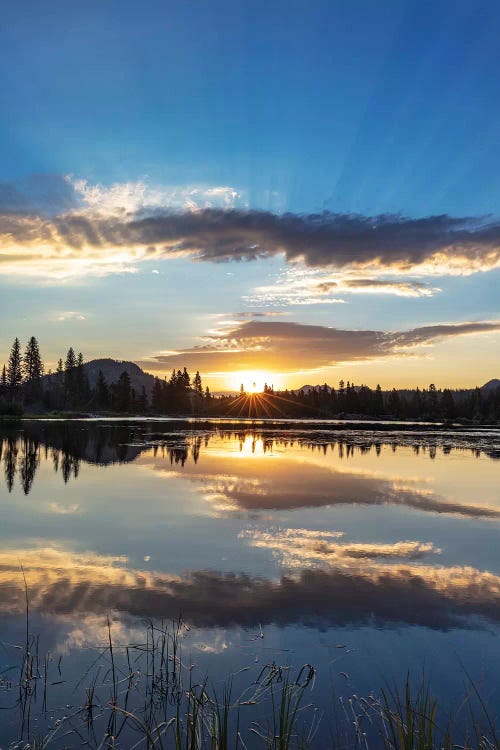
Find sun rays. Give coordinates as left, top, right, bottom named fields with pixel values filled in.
left=229, top=371, right=278, bottom=393
left=225, top=387, right=304, bottom=418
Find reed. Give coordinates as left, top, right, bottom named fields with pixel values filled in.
left=3, top=618, right=499, bottom=750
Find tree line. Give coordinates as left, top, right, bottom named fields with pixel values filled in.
left=93, top=367, right=209, bottom=414
left=1, top=336, right=499, bottom=422
left=234, top=379, right=500, bottom=422
left=0, top=337, right=209, bottom=416
left=0, top=337, right=90, bottom=414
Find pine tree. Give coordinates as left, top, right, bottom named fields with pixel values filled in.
left=65, top=347, right=77, bottom=372
left=114, top=371, right=131, bottom=412
left=1, top=365, right=6, bottom=389
left=193, top=371, right=203, bottom=394
left=441, top=388, right=455, bottom=420
left=75, top=352, right=88, bottom=406
left=409, top=387, right=422, bottom=418
left=54, top=358, right=65, bottom=403
left=23, top=336, right=44, bottom=399
left=95, top=370, right=109, bottom=409
left=152, top=378, right=162, bottom=411
left=64, top=347, right=77, bottom=398
left=388, top=388, right=401, bottom=416
left=336, top=380, right=345, bottom=412
left=427, top=383, right=438, bottom=419
left=23, top=336, right=44, bottom=383
left=138, top=386, right=148, bottom=412
left=7, top=338, right=23, bottom=390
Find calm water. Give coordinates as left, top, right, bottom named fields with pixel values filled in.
left=0, top=420, right=499, bottom=745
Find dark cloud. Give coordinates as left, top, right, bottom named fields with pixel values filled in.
left=2, top=200, right=500, bottom=275
left=94, top=210, right=500, bottom=270
left=344, top=279, right=424, bottom=290
left=141, top=319, right=500, bottom=372
left=235, top=311, right=289, bottom=318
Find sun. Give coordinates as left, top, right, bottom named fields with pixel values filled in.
left=229, top=371, right=275, bottom=394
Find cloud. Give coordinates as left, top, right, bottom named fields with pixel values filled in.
left=248, top=267, right=442, bottom=305
left=53, top=310, right=87, bottom=321
left=0, top=546, right=499, bottom=630
left=0, top=176, right=244, bottom=279
left=0, top=175, right=243, bottom=218
left=70, top=177, right=242, bottom=215
left=240, top=528, right=442, bottom=567
left=194, top=464, right=500, bottom=519
left=1, top=177, right=500, bottom=279
left=235, top=310, right=290, bottom=318
left=140, top=319, right=500, bottom=373
left=340, top=279, right=438, bottom=295
left=46, top=502, right=80, bottom=514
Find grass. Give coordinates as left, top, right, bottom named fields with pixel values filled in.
left=1, top=618, right=498, bottom=750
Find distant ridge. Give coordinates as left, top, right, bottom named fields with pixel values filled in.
left=291, top=380, right=499, bottom=394
left=84, top=358, right=156, bottom=395
left=481, top=378, right=500, bottom=392
left=292, top=384, right=333, bottom=395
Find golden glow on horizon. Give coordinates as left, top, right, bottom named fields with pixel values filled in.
left=194, top=333, right=500, bottom=393
left=228, top=371, right=280, bottom=393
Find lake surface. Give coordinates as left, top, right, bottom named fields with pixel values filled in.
left=0, top=419, right=499, bottom=746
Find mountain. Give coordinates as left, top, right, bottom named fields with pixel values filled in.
left=83, top=359, right=156, bottom=395
left=481, top=379, right=500, bottom=392
left=292, top=384, right=333, bottom=394
left=294, top=381, right=500, bottom=395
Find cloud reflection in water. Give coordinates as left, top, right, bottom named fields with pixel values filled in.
left=0, top=546, right=498, bottom=631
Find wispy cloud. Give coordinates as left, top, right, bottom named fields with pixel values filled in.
left=248, top=266, right=442, bottom=306
left=53, top=310, right=87, bottom=322
left=1, top=176, right=500, bottom=280
left=71, top=177, right=242, bottom=215
left=139, top=318, right=500, bottom=373
left=46, top=502, right=81, bottom=514
left=240, top=528, right=441, bottom=568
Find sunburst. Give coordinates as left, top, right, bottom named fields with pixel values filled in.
left=229, top=371, right=275, bottom=394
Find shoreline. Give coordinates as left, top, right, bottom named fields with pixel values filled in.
left=3, top=413, right=499, bottom=432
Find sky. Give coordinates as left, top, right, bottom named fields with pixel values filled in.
left=1, top=0, right=500, bottom=391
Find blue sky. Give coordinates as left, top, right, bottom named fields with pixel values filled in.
left=1, top=0, right=499, bottom=389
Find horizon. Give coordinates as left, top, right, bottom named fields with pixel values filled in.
left=1, top=335, right=499, bottom=394
left=4, top=344, right=497, bottom=395
left=1, top=1, right=500, bottom=391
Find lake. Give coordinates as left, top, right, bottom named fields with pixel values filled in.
left=0, top=419, right=499, bottom=747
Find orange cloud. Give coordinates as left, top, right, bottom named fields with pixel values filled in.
left=139, top=319, right=500, bottom=374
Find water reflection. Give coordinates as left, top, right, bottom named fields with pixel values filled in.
left=0, top=546, right=498, bottom=631
left=0, top=421, right=499, bottom=631
left=1, top=423, right=499, bottom=521
left=0, top=420, right=499, bottom=746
